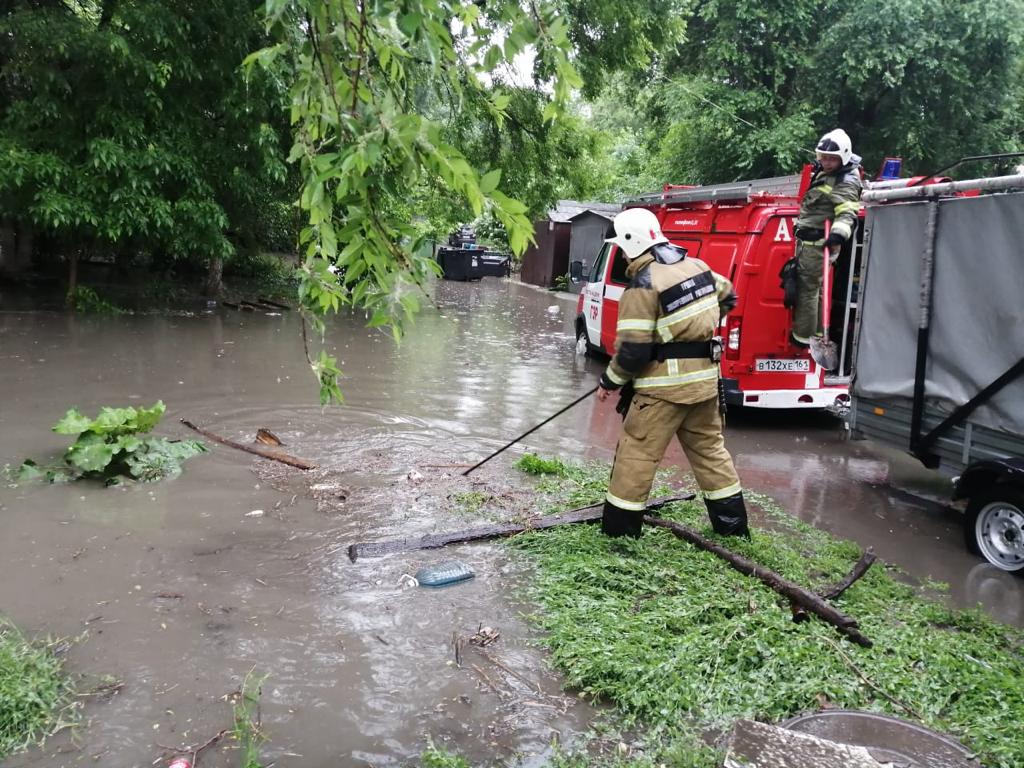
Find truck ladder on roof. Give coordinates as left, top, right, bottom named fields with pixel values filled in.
left=627, top=172, right=972, bottom=207
left=627, top=175, right=803, bottom=205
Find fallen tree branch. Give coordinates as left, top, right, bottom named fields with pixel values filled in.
left=180, top=419, right=317, bottom=470
left=821, top=636, right=923, bottom=720
left=258, top=296, right=292, bottom=310
left=157, top=728, right=230, bottom=762
left=644, top=516, right=872, bottom=647
left=347, top=492, right=695, bottom=561
left=819, top=548, right=877, bottom=600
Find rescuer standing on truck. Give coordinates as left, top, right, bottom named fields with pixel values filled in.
left=790, top=128, right=864, bottom=348
left=595, top=208, right=750, bottom=539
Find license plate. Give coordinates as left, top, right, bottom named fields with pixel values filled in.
left=755, top=358, right=809, bottom=372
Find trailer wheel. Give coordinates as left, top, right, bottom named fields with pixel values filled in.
left=964, top=487, right=1024, bottom=574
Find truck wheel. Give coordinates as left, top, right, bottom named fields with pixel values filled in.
left=575, top=323, right=595, bottom=357
left=964, top=487, right=1024, bottom=574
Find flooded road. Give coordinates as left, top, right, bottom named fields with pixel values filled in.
left=1, top=277, right=1021, bottom=767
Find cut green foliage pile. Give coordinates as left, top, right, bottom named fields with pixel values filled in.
left=15, top=401, right=205, bottom=484
left=0, top=619, right=72, bottom=759
left=514, top=453, right=573, bottom=478
left=507, top=455, right=1024, bottom=768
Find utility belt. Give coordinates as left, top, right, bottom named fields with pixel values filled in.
left=616, top=338, right=724, bottom=420
left=654, top=337, right=723, bottom=363
left=795, top=226, right=826, bottom=242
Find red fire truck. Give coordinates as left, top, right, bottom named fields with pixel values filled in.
left=572, top=168, right=861, bottom=409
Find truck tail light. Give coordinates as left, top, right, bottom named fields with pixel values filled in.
left=726, top=317, right=741, bottom=360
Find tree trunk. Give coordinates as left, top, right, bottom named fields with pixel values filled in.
left=0, top=221, right=16, bottom=278
left=99, top=0, right=119, bottom=27
left=66, top=251, right=79, bottom=308
left=204, top=256, right=225, bottom=298
left=14, top=222, right=33, bottom=274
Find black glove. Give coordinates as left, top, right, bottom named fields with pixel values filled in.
left=825, top=231, right=846, bottom=248
left=615, top=381, right=635, bottom=420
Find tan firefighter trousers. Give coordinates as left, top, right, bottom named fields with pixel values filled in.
left=792, top=240, right=824, bottom=343
left=606, top=393, right=741, bottom=511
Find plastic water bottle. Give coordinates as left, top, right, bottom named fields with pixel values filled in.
left=415, top=560, right=474, bottom=587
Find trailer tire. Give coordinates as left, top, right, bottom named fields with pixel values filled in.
left=964, top=487, right=1024, bottom=574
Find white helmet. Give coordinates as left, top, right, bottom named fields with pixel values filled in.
left=606, top=208, right=668, bottom=260
left=816, top=128, right=853, bottom=165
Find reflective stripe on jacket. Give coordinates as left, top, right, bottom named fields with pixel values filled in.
left=600, top=245, right=733, bottom=405
left=795, top=164, right=864, bottom=242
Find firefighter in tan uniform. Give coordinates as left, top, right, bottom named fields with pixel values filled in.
left=595, top=208, right=750, bottom=538
left=790, top=128, right=864, bottom=348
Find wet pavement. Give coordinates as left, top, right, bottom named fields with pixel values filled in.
left=1, top=277, right=1021, bottom=767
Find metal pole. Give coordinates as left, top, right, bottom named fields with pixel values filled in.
left=462, top=386, right=599, bottom=476
left=909, top=200, right=939, bottom=463
left=862, top=174, right=1024, bottom=203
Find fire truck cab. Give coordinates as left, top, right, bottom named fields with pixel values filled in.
left=573, top=171, right=856, bottom=409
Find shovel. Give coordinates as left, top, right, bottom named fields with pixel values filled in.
left=809, top=221, right=839, bottom=371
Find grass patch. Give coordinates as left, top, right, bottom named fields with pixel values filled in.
left=421, top=740, right=471, bottom=768
left=450, top=491, right=492, bottom=517
left=502, top=457, right=1024, bottom=768
left=515, top=453, right=574, bottom=477
left=230, top=671, right=267, bottom=768
left=0, top=618, right=73, bottom=759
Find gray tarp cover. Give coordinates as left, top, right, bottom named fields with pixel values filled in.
left=853, top=192, right=1024, bottom=436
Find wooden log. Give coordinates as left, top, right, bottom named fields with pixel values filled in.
left=257, top=297, right=291, bottom=310
left=644, top=516, right=873, bottom=647
left=725, top=720, right=889, bottom=768
left=819, top=548, right=877, bottom=600
left=180, top=419, right=317, bottom=470
left=348, top=493, right=696, bottom=562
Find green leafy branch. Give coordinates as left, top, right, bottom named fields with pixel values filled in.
left=247, top=0, right=581, bottom=404
left=14, top=401, right=206, bottom=485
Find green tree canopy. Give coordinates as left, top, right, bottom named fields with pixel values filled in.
left=625, top=0, right=1024, bottom=184
left=0, top=0, right=290, bottom=283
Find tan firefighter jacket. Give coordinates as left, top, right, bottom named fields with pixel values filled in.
left=794, top=163, right=864, bottom=242
left=599, top=244, right=736, bottom=405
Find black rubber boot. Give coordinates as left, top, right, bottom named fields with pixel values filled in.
left=705, top=493, right=751, bottom=538
left=601, top=501, right=643, bottom=538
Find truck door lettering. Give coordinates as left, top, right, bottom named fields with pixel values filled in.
left=774, top=218, right=793, bottom=243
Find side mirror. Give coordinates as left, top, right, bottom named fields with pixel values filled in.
left=569, top=260, right=584, bottom=283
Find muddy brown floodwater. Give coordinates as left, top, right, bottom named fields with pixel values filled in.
left=1, top=277, right=1021, bottom=768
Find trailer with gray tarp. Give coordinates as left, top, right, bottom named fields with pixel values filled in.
left=849, top=173, right=1024, bottom=572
